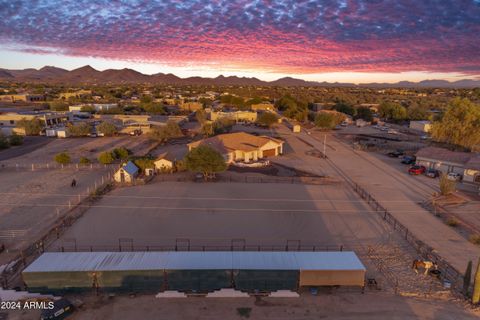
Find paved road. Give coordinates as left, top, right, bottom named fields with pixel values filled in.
left=285, top=125, right=480, bottom=274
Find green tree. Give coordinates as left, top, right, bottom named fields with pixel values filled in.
left=0, top=133, right=9, bottom=149
left=355, top=107, right=373, bottom=122
left=79, top=157, right=91, bottom=165
left=97, top=121, right=117, bottom=136
left=185, top=145, right=227, bottom=180
left=67, top=122, right=92, bottom=137
left=256, top=112, right=278, bottom=128
left=407, top=106, right=429, bottom=120
left=195, top=109, right=207, bottom=124
left=113, top=147, right=130, bottom=160
left=314, top=113, right=336, bottom=129
left=80, top=105, right=96, bottom=113
left=439, top=173, right=456, bottom=195
left=133, top=157, right=155, bottom=172
left=16, top=118, right=43, bottom=135
left=431, top=98, right=480, bottom=150
left=148, top=120, right=183, bottom=143
left=54, top=152, right=71, bottom=165
left=8, top=133, right=23, bottom=146
left=49, top=101, right=69, bottom=111
left=379, top=102, right=407, bottom=121
left=143, top=103, right=165, bottom=114
left=201, top=122, right=215, bottom=137
left=334, top=102, right=356, bottom=117
left=98, top=151, right=115, bottom=164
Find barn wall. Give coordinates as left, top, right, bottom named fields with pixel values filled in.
left=299, top=270, right=365, bottom=287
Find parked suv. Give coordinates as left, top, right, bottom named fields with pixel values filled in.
left=447, top=172, right=463, bottom=181
left=408, top=165, right=426, bottom=175
left=425, top=168, right=440, bottom=178
left=387, top=150, right=404, bottom=158
left=401, top=156, right=416, bottom=165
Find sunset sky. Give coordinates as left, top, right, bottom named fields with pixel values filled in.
left=1, top=0, right=479, bottom=83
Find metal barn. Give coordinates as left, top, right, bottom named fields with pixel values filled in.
left=22, top=251, right=366, bottom=294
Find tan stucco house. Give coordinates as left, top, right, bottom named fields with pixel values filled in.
left=187, top=132, right=284, bottom=163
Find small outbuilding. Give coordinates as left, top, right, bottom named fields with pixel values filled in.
left=113, top=161, right=139, bottom=183
left=154, top=153, right=175, bottom=173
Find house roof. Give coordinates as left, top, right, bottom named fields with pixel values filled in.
left=121, top=161, right=139, bottom=175
left=188, top=132, right=283, bottom=153
left=415, top=147, right=472, bottom=165
left=23, top=251, right=365, bottom=273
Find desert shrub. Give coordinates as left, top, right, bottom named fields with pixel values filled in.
left=9, top=134, right=24, bottom=146
left=54, top=152, right=71, bottom=165
left=79, top=157, right=91, bottom=165
left=98, top=151, right=115, bottom=164
left=113, top=147, right=130, bottom=160
left=446, top=218, right=459, bottom=227
left=469, top=234, right=480, bottom=245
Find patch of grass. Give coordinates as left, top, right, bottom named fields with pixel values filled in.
left=237, top=307, right=252, bottom=318
left=446, top=218, right=459, bottom=227
left=469, top=234, right=480, bottom=245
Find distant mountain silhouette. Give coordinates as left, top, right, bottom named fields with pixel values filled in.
left=0, top=65, right=479, bottom=88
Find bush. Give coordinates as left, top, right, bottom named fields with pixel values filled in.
left=469, top=234, right=480, bottom=245
left=8, top=134, right=24, bottom=146
left=256, top=112, right=278, bottom=128
left=16, top=118, right=43, bottom=135
left=67, top=122, right=92, bottom=137
left=446, top=218, right=459, bottom=227
left=97, top=121, right=118, bottom=136
left=79, top=157, right=91, bottom=165
left=314, top=113, right=336, bottom=129
left=175, top=159, right=187, bottom=172
left=0, top=133, right=9, bottom=149
left=113, top=147, right=130, bottom=160
left=54, top=152, right=71, bottom=165
left=439, top=173, right=456, bottom=195
left=133, top=157, right=155, bottom=172
left=98, top=151, right=115, bottom=164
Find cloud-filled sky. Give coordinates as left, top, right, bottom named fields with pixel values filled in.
left=0, top=0, right=479, bottom=83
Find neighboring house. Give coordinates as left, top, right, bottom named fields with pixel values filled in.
left=180, top=102, right=202, bottom=112
left=69, top=103, right=118, bottom=112
left=415, top=147, right=480, bottom=183
left=410, top=120, right=432, bottom=133
left=251, top=103, right=275, bottom=112
left=0, top=94, right=44, bottom=103
left=464, top=156, right=480, bottom=184
left=154, top=153, right=175, bottom=172
left=0, top=111, right=68, bottom=135
left=187, top=132, right=284, bottom=163
left=209, top=111, right=257, bottom=123
left=59, top=90, right=92, bottom=100
left=114, top=161, right=139, bottom=183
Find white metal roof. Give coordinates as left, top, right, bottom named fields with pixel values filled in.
left=23, top=251, right=365, bottom=273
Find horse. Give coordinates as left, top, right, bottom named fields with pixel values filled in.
left=412, top=259, right=437, bottom=275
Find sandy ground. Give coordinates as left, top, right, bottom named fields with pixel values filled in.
left=53, top=182, right=386, bottom=250
left=7, top=291, right=479, bottom=320
left=0, top=135, right=155, bottom=165
left=0, top=167, right=112, bottom=255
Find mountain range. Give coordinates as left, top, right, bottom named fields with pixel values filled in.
left=0, top=65, right=479, bottom=88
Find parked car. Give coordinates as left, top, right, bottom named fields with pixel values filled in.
left=387, top=150, right=404, bottom=158
left=408, top=165, right=426, bottom=175
left=447, top=172, right=463, bottom=181
left=401, top=156, right=416, bottom=165
left=387, top=129, right=399, bottom=135
left=425, top=168, right=440, bottom=178
left=41, top=298, right=74, bottom=320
